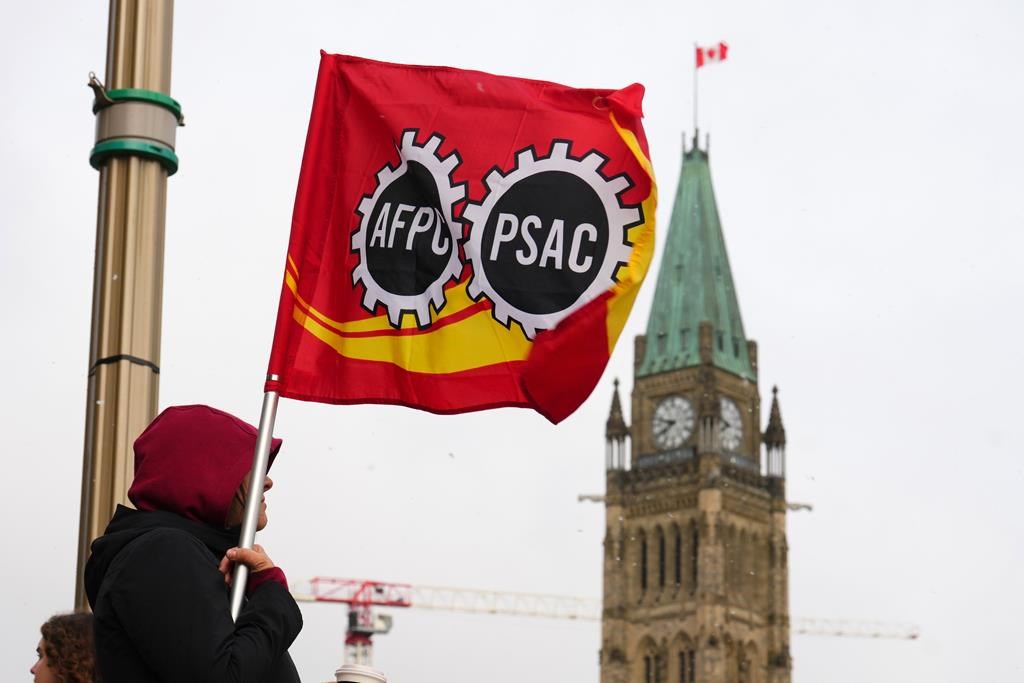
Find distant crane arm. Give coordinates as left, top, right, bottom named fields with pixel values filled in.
left=294, top=578, right=919, bottom=641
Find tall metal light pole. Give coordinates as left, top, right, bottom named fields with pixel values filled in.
left=76, top=0, right=180, bottom=608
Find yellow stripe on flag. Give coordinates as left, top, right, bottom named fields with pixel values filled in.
left=285, top=269, right=481, bottom=335
left=291, top=303, right=532, bottom=374
left=605, top=111, right=657, bottom=353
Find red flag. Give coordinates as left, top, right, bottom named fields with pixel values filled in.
left=696, top=42, right=729, bottom=68
left=265, top=53, right=656, bottom=423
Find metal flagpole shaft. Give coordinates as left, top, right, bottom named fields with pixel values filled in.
left=693, top=42, right=699, bottom=134
left=229, top=389, right=281, bottom=621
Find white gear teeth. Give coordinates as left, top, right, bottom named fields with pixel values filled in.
left=607, top=174, right=631, bottom=195
left=429, top=288, right=444, bottom=311
left=351, top=262, right=366, bottom=286
left=414, top=301, right=431, bottom=327
left=580, top=152, right=604, bottom=172
left=441, top=153, right=460, bottom=176
left=351, top=129, right=464, bottom=329
left=620, top=206, right=642, bottom=227
left=462, top=204, right=482, bottom=227
left=386, top=304, right=403, bottom=327
left=463, top=139, right=640, bottom=341
left=449, top=174, right=466, bottom=201
left=485, top=168, right=504, bottom=190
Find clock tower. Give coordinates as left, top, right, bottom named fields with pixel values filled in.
left=600, top=135, right=792, bottom=683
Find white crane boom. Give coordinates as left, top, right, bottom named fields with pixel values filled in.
left=407, top=584, right=600, bottom=621
left=793, top=618, right=919, bottom=640
left=294, top=579, right=919, bottom=640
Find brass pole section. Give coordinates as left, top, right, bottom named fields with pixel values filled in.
left=76, top=0, right=177, bottom=609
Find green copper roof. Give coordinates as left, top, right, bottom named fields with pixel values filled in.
left=637, top=142, right=755, bottom=381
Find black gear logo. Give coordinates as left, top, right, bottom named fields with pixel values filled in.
left=462, top=140, right=642, bottom=339
left=350, top=129, right=466, bottom=328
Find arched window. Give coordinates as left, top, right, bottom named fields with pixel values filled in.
left=657, top=527, right=666, bottom=589
left=639, top=638, right=659, bottom=683
left=640, top=530, right=648, bottom=593
left=673, top=525, right=682, bottom=588
left=689, top=522, right=699, bottom=593
left=678, top=648, right=696, bottom=683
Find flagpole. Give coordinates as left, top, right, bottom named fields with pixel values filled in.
left=229, top=385, right=281, bottom=620
left=693, top=42, right=699, bottom=137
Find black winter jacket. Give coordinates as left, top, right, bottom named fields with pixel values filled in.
left=85, top=506, right=302, bottom=683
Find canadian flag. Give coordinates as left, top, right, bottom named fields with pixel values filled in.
left=696, top=42, right=729, bottom=68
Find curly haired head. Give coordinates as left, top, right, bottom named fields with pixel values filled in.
left=39, top=613, right=99, bottom=683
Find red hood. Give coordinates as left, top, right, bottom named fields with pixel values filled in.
left=128, top=405, right=283, bottom=526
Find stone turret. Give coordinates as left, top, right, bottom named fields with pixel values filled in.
left=606, top=379, right=629, bottom=471
left=764, top=386, right=786, bottom=479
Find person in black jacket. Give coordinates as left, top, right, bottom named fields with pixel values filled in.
left=84, top=404, right=302, bottom=682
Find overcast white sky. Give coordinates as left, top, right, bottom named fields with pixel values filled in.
left=3, top=1, right=1023, bottom=681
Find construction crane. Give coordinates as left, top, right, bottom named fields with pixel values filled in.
left=792, top=618, right=919, bottom=640
left=303, top=578, right=412, bottom=665
left=293, top=578, right=919, bottom=665
left=578, top=494, right=814, bottom=513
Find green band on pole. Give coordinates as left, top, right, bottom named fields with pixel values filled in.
left=94, top=88, right=184, bottom=123
left=89, top=139, right=179, bottom=175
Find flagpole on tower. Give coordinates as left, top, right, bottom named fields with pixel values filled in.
left=692, top=41, right=728, bottom=149
left=693, top=42, right=699, bottom=141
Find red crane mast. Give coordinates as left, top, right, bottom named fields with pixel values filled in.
left=308, top=577, right=413, bottom=665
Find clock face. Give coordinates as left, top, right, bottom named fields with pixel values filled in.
left=651, top=395, right=695, bottom=450
left=719, top=396, right=743, bottom=451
